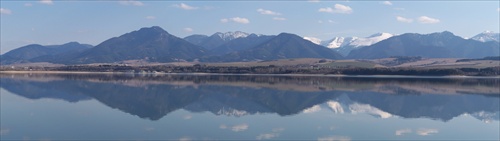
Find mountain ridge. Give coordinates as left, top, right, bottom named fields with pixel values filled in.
left=54, top=26, right=206, bottom=64
left=347, top=31, right=500, bottom=59
left=0, top=42, right=92, bottom=64
left=204, top=32, right=344, bottom=62
left=1, top=27, right=499, bottom=65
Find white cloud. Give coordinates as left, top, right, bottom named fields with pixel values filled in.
left=318, top=4, right=352, bottom=14
left=382, top=1, right=392, bottom=5
left=318, top=20, right=323, bottom=24
left=0, top=8, right=12, bottom=15
left=219, top=124, right=228, bottom=129
left=257, top=8, right=281, bottom=15
left=232, top=17, right=249, bottom=24
left=395, top=129, right=412, bottom=136
left=231, top=124, right=248, bottom=132
left=396, top=16, right=413, bottom=23
left=318, top=7, right=334, bottom=13
left=497, top=8, right=500, bottom=12
left=184, top=28, right=193, bottom=32
left=221, top=17, right=250, bottom=24
left=174, top=3, right=198, bottom=10
left=308, top=0, right=320, bottom=2
left=418, top=16, right=440, bottom=24
left=273, top=17, right=286, bottom=21
left=416, top=128, right=438, bottom=136
left=328, top=20, right=336, bottom=23
left=24, top=3, right=33, bottom=7
left=119, top=0, right=144, bottom=6
left=145, top=16, right=156, bottom=20
left=39, top=0, right=53, bottom=5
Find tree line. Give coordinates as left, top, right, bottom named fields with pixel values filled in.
left=2, top=64, right=498, bottom=76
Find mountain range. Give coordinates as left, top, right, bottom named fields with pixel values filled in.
left=1, top=26, right=498, bottom=65
left=347, top=31, right=500, bottom=59
left=0, top=42, right=92, bottom=64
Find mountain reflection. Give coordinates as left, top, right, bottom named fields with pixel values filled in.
left=0, top=73, right=498, bottom=121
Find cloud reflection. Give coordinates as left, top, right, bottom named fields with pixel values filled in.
left=272, top=128, right=285, bottom=132
left=317, top=136, right=351, bottom=141
left=256, top=127, right=285, bottom=140
left=179, top=137, right=192, bottom=141
left=231, top=124, right=249, bottom=132
left=395, top=128, right=412, bottom=136
left=256, top=133, right=279, bottom=140
left=0, top=128, right=10, bottom=135
left=416, top=128, right=439, bottom=136
left=144, top=127, right=155, bottom=131
left=219, top=124, right=249, bottom=132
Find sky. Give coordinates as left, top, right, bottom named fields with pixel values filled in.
left=0, top=0, right=499, bottom=54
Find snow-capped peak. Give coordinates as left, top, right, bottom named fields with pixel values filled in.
left=303, top=37, right=322, bottom=45
left=471, top=31, right=500, bottom=42
left=368, top=32, right=393, bottom=38
left=320, top=37, right=358, bottom=49
left=350, top=32, right=393, bottom=47
left=320, top=32, right=393, bottom=56
left=215, top=31, right=250, bottom=41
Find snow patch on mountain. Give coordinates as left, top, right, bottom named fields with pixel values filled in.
left=215, top=31, right=250, bottom=41
left=303, top=105, right=322, bottom=113
left=216, top=107, right=249, bottom=117
left=303, top=94, right=393, bottom=119
left=350, top=33, right=393, bottom=47
left=471, top=31, right=500, bottom=42
left=321, top=37, right=358, bottom=49
left=469, top=111, right=499, bottom=123
left=321, top=33, right=393, bottom=56
left=303, top=37, right=322, bottom=45
left=349, top=103, right=393, bottom=118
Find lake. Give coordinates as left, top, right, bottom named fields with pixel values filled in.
left=1, top=73, right=499, bottom=140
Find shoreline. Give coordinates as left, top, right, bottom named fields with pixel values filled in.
left=1, top=70, right=499, bottom=79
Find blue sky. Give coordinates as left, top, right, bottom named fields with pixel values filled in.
left=1, top=0, right=499, bottom=54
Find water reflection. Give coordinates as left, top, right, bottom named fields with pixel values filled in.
left=1, top=73, right=498, bottom=122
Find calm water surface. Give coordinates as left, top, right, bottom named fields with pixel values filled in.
left=1, top=73, right=499, bottom=140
